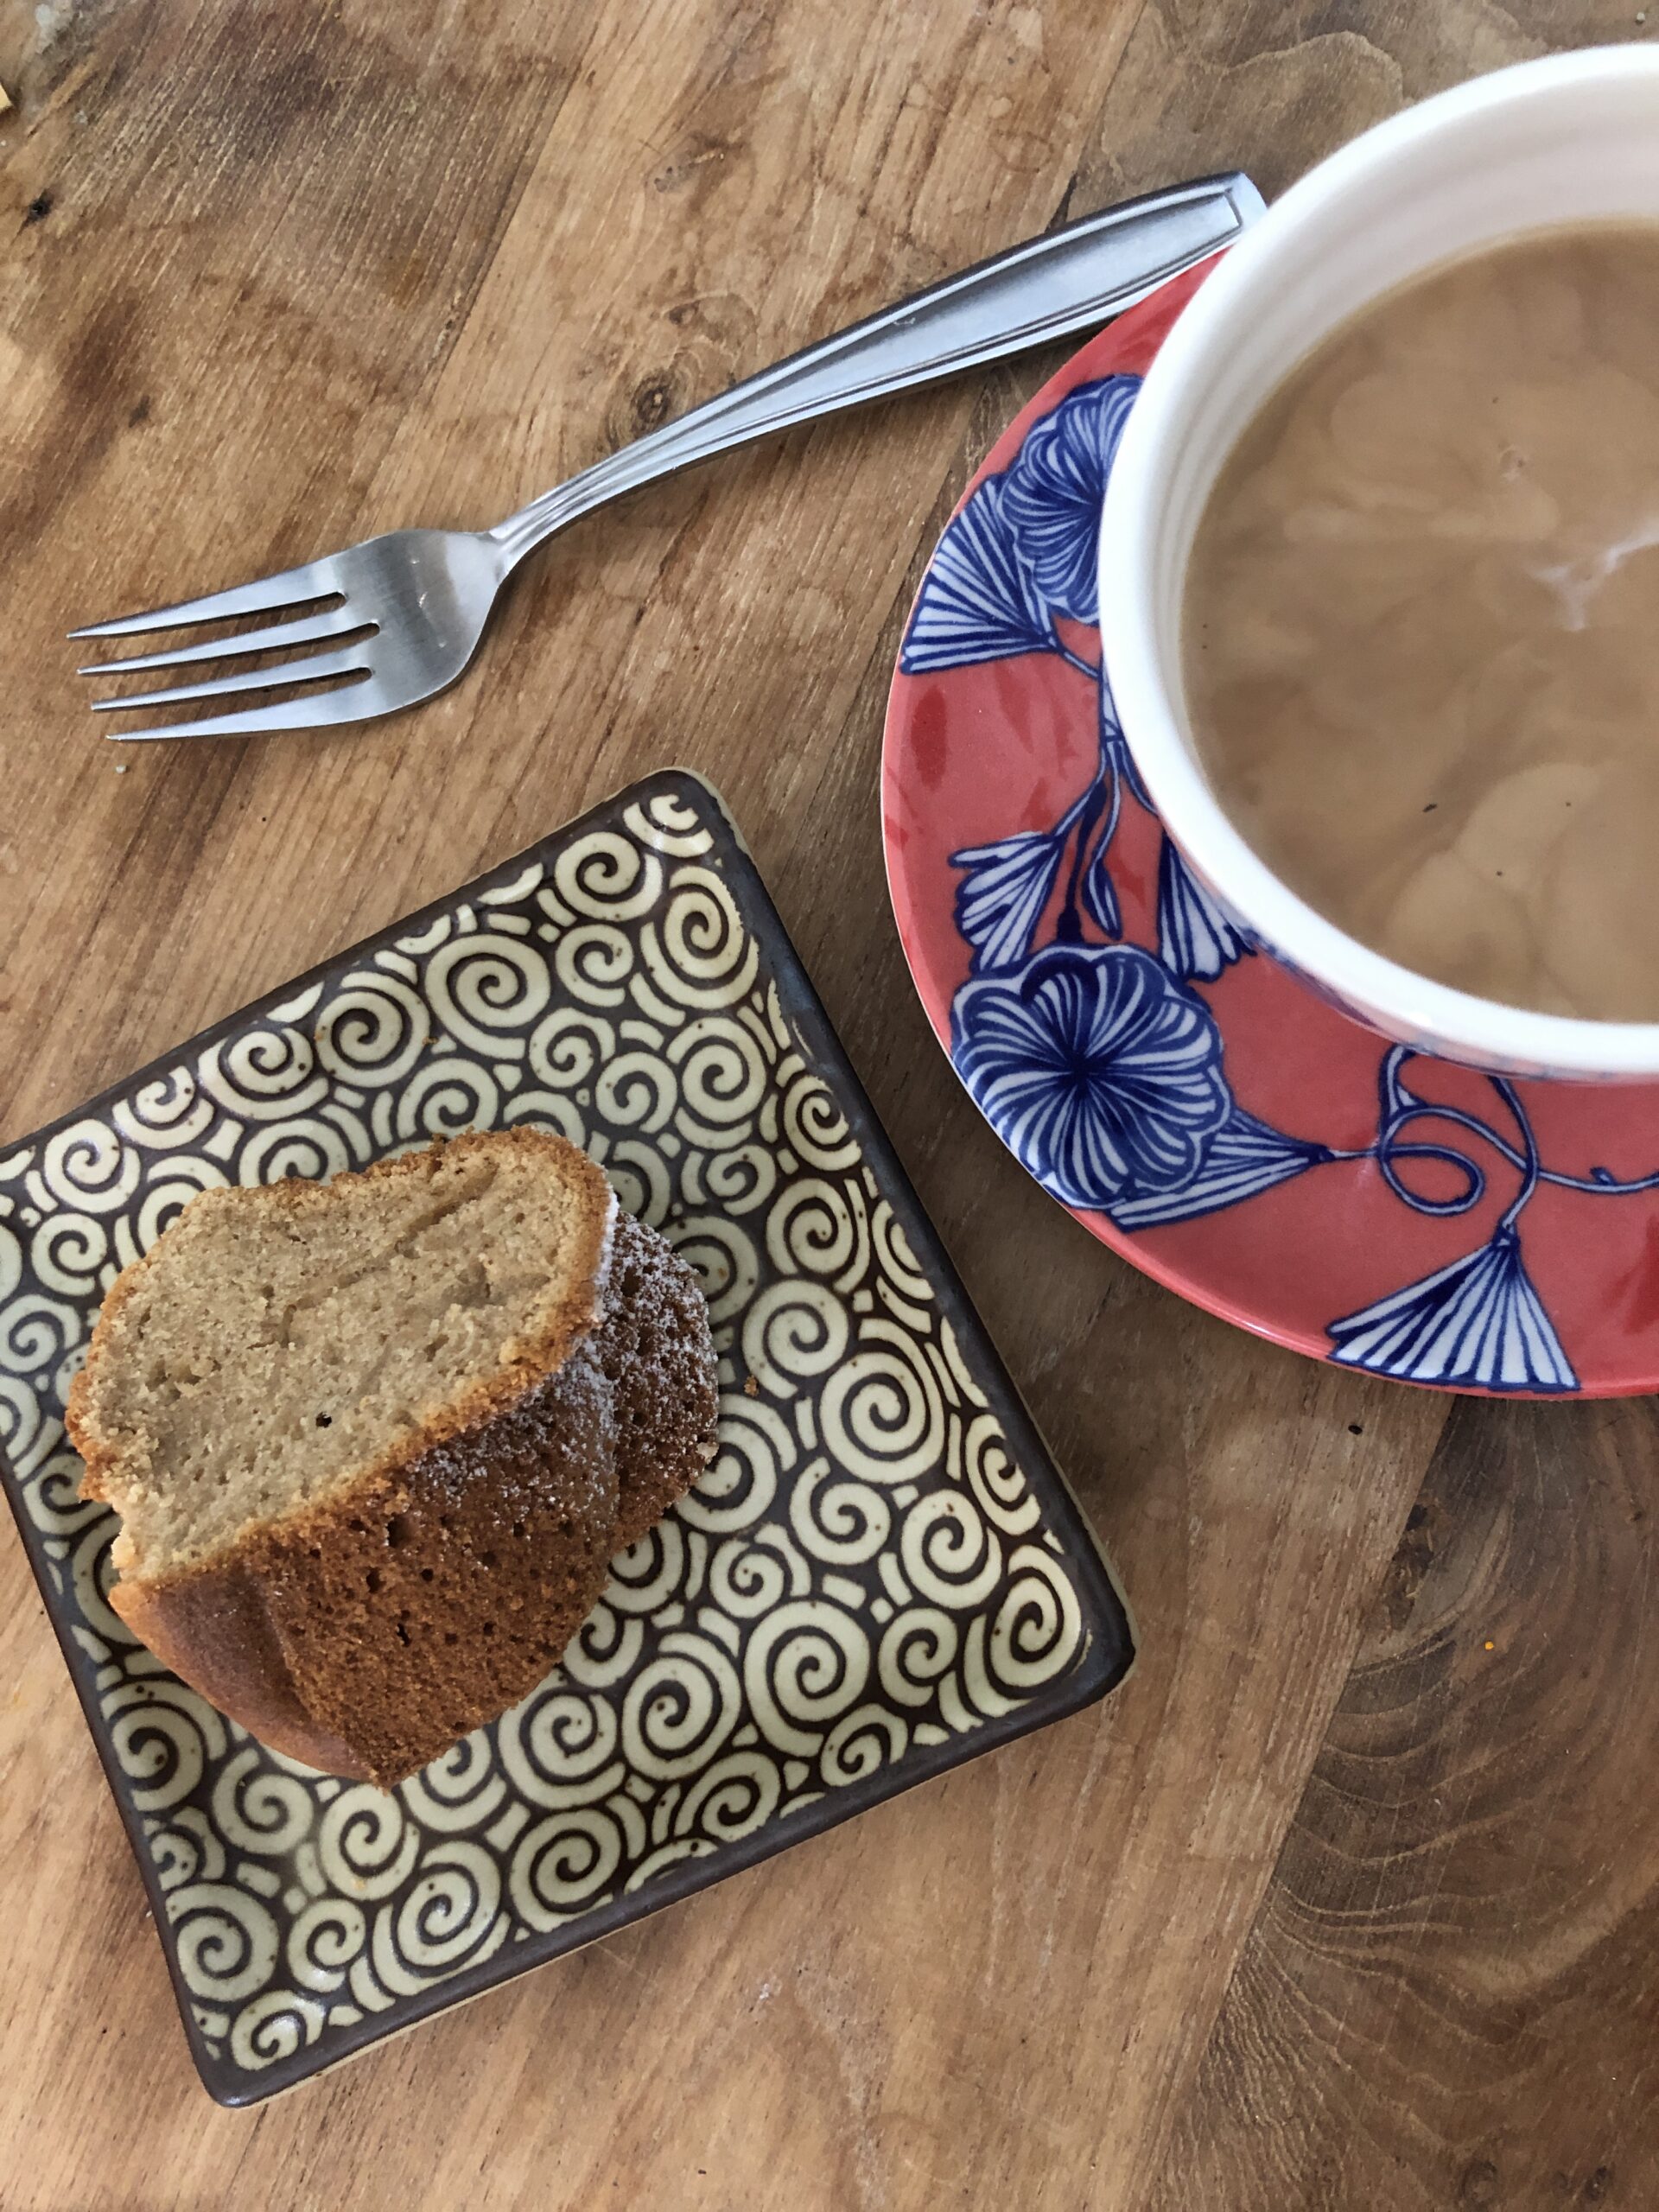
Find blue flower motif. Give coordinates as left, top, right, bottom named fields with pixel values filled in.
left=1326, top=1222, right=1578, bottom=1392
left=1156, top=835, right=1252, bottom=983
left=1002, top=376, right=1141, bottom=625
left=951, top=943, right=1231, bottom=1211
left=900, top=475, right=1053, bottom=674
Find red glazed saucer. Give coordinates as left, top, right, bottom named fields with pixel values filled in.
left=882, top=263, right=1659, bottom=1397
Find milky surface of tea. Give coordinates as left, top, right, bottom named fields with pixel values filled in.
left=1183, top=224, right=1659, bottom=1021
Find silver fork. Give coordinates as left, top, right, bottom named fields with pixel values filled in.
left=74, top=174, right=1263, bottom=741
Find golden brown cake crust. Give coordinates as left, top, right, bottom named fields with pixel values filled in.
left=592, top=1213, right=721, bottom=1552
left=111, top=1564, right=365, bottom=1777
left=120, top=1344, right=620, bottom=1786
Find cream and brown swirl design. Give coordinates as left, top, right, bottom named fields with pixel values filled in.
left=0, top=772, right=1128, bottom=2103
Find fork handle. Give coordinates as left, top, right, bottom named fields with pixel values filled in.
left=487, top=173, right=1263, bottom=567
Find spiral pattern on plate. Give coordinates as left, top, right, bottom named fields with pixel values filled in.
left=315, top=972, right=431, bottom=1087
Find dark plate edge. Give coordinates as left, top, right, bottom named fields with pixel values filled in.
left=0, top=767, right=1134, bottom=2105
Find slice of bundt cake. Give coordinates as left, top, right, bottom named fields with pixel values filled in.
left=67, top=1128, right=717, bottom=1787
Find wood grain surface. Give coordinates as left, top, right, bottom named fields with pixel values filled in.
left=1, top=3, right=1654, bottom=2206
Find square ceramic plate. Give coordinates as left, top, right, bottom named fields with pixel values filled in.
left=0, top=770, right=1131, bottom=2104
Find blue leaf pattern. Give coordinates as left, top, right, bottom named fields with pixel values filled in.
left=900, top=476, right=1053, bottom=673
left=1110, top=1109, right=1332, bottom=1231
left=1098, top=676, right=1150, bottom=810
left=1156, top=835, right=1251, bottom=982
left=951, top=944, right=1230, bottom=1211
left=1081, top=838, right=1121, bottom=939
left=950, top=828, right=1065, bottom=974
left=1002, top=377, right=1141, bottom=624
left=1327, top=1224, right=1579, bottom=1391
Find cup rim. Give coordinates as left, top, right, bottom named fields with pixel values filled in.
left=1097, top=43, right=1659, bottom=1079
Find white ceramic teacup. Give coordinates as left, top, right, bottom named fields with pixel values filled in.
left=1097, top=46, right=1659, bottom=1081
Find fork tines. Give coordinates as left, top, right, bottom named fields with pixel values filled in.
left=72, top=559, right=377, bottom=740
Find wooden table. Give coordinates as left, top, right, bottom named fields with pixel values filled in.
left=3, top=4, right=1655, bottom=2205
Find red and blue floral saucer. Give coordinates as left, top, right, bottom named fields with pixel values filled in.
left=882, top=263, right=1659, bottom=1397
